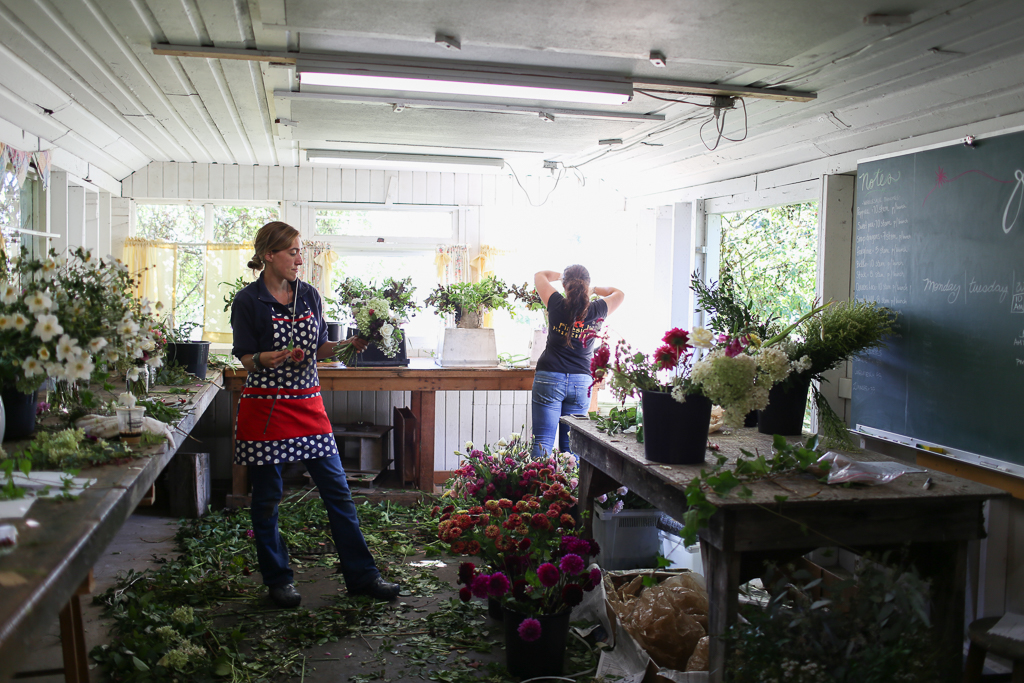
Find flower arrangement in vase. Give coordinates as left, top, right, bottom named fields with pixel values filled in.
left=332, top=276, right=419, bottom=364
left=424, top=276, right=524, bottom=328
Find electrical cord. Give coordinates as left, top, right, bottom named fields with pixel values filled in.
left=506, top=161, right=566, bottom=207
left=699, top=97, right=748, bottom=151
left=635, top=89, right=719, bottom=107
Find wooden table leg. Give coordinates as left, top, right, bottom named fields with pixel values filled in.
left=227, top=387, right=250, bottom=508
left=56, top=573, right=95, bottom=683
left=703, top=511, right=740, bottom=683
left=410, top=390, right=435, bottom=493
left=909, top=540, right=967, bottom=683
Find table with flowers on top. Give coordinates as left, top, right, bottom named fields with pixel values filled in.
left=564, top=414, right=1009, bottom=683
left=222, top=360, right=535, bottom=503
left=0, top=374, right=223, bottom=683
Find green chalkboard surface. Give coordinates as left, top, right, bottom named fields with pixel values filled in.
left=851, top=130, right=1024, bottom=471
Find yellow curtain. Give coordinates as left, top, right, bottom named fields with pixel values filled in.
left=123, top=237, right=176, bottom=318
left=202, top=242, right=254, bottom=343
left=473, top=244, right=508, bottom=327
left=300, top=240, right=336, bottom=300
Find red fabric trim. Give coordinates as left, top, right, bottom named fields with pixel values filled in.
left=236, top=394, right=333, bottom=441
left=272, top=312, right=314, bottom=322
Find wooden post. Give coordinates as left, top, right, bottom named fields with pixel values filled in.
left=166, top=452, right=211, bottom=518
left=410, top=390, right=435, bottom=492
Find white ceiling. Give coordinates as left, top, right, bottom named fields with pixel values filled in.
left=1, top=0, right=1023, bottom=197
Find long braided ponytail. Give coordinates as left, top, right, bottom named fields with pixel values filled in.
left=561, top=264, right=591, bottom=347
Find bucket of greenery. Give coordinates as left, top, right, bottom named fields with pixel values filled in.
left=759, top=300, right=896, bottom=438
left=164, top=320, right=211, bottom=379
left=425, top=276, right=523, bottom=367
left=435, top=435, right=598, bottom=679
left=333, top=276, right=418, bottom=367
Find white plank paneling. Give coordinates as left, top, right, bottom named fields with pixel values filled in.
left=268, top=166, right=285, bottom=200
left=472, top=400, right=487, bottom=452
left=121, top=174, right=132, bottom=199
left=327, top=168, right=342, bottom=201
left=468, top=175, right=483, bottom=205
left=253, top=165, right=269, bottom=200
left=398, top=171, right=413, bottom=202
left=177, top=164, right=194, bottom=199
left=238, top=165, right=255, bottom=201
left=282, top=166, right=298, bottom=200
left=341, top=169, right=356, bottom=202
left=223, top=165, right=239, bottom=200
left=481, top=174, right=496, bottom=207
left=445, top=391, right=460, bottom=472
left=162, top=161, right=178, bottom=198
left=193, top=164, right=210, bottom=200
left=412, top=171, right=427, bottom=204
left=297, top=167, right=313, bottom=201
left=312, top=167, right=328, bottom=201
left=147, top=163, right=162, bottom=198
left=454, top=174, right=469, bottom=204
left=356, top=170, right=371, bottom=202
left=370, top=171, right=386, bottom=203
left=131, top=166, right=147, bottom=199
left=485, top=402, right=501, bottom=445
left=440, top=173, right=455, bottom=204
left=208, top=164, right=224, bottom=200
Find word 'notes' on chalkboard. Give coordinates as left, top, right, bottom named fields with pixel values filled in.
left=851, top=130, right=1024, bottom=472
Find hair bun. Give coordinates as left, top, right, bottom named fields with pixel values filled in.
left=247, top=255, right=263, bottom=270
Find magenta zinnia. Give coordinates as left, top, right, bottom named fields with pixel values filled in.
left=487, top=572, right=511, bottom=598
left=517, top=618, right=542, bottom=642
left=559, top=553, right=584, bottom=575
left=537, top=562, right=560, bottom=587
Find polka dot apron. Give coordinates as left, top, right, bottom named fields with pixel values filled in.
left=234, top=306, right=338, bottom=466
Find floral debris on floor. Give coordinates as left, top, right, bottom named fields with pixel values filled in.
left=90, top=494, right=596, bottom=683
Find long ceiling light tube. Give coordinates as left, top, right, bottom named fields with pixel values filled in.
left=298, top=69, right=633, bottom=106
left=305, top=150, right=506, bottom=174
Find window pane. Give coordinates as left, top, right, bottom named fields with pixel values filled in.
left=137, top=204, right=204, bottom=242
left=175, top=244, right=206, bottom=331
left=214, top=205, right=279, bottom=243
left=316, top=210, right=451, bottom=238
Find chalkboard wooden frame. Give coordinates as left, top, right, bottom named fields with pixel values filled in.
left=850, top=130, right=1024, bottom=476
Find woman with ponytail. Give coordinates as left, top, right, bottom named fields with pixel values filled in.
left=230, top=221, right=400, bottom=608
left=531, top=265, right=624, bottom=457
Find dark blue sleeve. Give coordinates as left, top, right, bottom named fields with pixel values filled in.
left=313, top=287, right=329, bottom=348
left=231, top=290, right=258, bottom=359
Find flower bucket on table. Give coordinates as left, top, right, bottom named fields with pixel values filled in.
left=758, top=373, right=812, bottom=436
left=502, top=606, right=571, bottom=678
left=641, top=390, right=712, bottom=465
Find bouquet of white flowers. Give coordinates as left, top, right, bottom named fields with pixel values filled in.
left=333, top=277, right=418, bottom=364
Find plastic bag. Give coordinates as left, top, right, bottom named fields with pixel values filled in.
left=609, top=573, right=710, bottom=672
left=686, top=636, right=709, bottom=671
left=818, top=451, right=927, bottom=485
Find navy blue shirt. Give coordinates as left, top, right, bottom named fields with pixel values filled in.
left=535, top=293, right=608, bottom=375
left=230, top=274, right=328, bottom=359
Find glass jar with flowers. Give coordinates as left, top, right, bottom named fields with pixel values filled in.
left=333, top=276, right=419, bottom=366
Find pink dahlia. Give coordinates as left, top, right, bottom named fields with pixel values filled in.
left=487, top=572, right=511, bottom=598
left=559, top=554, right=585, bottom=575
left=537, top=562, right=560, bottom=587
left=517, top=618, right=542, bottom=642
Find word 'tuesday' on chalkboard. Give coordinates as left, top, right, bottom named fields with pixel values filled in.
left=850, top=130, right=1024, bottom=473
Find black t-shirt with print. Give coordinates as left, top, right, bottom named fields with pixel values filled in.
left=535, top=292, right=608, bottom=375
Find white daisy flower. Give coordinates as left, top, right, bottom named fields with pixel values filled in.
left=39, top=259, right=58, bottom=281
left=21, top=357, right=43, bottom=377
left=68, top=356, right=95, bottom=382
left=26, top=291, right=53, bottom=314
left=12, top=313, right=29, bottom=331
left=146, top=355, right=163, bottom=369
left=0, top=315, right=12, bottom=330
left=89, top=337, right=108, bottom=352
left=32, top=314, right=63, bottom=342
left=44, top=361, right=65, bottom=379
left=38, top=346, right=51, bottom=361
left=104, top=349, right=120, bottom=362
left=56, top=334, right=79, bottom=362
left=0, top=283, right=19, bottom=305
left=126, top=366, right=141, bottom=382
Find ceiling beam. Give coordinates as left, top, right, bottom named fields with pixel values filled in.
left=152, top=44, right=816, bottom=102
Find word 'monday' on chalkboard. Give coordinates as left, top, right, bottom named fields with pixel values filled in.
left=851, top=131, right=1024, bottom=470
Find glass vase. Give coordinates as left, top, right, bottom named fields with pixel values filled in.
left=50, top=379, right=81, bottom=414
left=127, top=364, right=150, bottom=396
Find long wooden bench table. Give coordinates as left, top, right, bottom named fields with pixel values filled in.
left=0, top=373, right=223, bottom=683
left=566, top=415, right=1009, bottom=683
left=223, top=360, right=535, bottom=503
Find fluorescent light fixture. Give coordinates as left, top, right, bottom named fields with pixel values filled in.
left=298, top=71, right=632, bottom=106
left=306, top=150, right=506, bottom=174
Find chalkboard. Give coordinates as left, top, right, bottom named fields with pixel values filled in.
left=850, top=130, right=1024, bottom=472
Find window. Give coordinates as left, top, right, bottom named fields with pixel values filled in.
left=315, top=206, right=456, bottom=242
left=135, top=202, right=279, bottom=332
left=0, top=169, right=46, bottom=261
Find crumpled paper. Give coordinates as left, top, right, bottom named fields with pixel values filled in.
left=75, top=414, right=174, bottom=442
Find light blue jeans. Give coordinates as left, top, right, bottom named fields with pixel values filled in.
left=531, top=370, right=591, bottom=458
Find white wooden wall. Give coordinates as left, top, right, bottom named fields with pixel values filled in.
left=120, top=161, right=535, bottom=474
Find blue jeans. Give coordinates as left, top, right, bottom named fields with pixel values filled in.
left=248, top=453, right=380, bottom=590
left=531, top=370, right=591, bottom=458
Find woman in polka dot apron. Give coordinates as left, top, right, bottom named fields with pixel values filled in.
left=230, top=221, right=400, bottom=607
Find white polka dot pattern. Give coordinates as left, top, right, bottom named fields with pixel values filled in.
left=235, top=309, right=336, bottom=466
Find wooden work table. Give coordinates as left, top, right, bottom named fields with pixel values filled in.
left=0, top=373, right=223, bottom=683
left=223, top=359, right=535, bottom=502
left=566, top=415, right=1010, bottom=683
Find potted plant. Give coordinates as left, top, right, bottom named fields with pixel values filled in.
left=163, top=320, right=211, bottom=379
left=0, top=247, right=158, bottom=438
left=508, top=283, right=549, bottom=366
left=761, top=300, right=896, bottom=437
left=424, top=276, right=526, bottom=366
left=333, top=276, right=419, bottom=366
